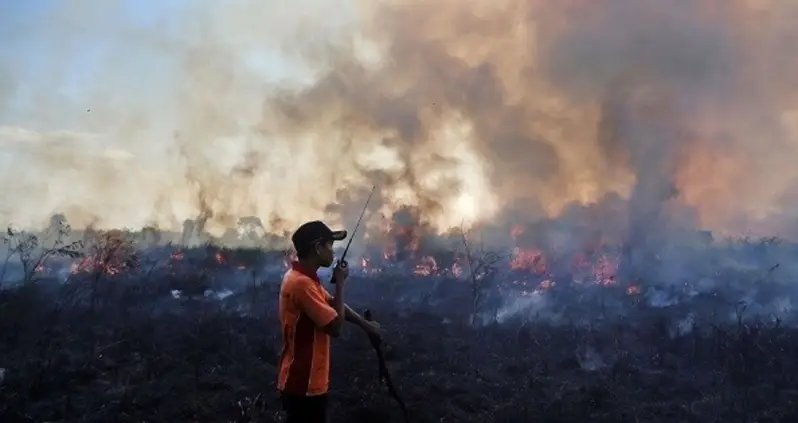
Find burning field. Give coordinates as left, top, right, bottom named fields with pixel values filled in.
left=1, top=214, right=798, bottom=423
left=3, top=0, right=798, bottom=421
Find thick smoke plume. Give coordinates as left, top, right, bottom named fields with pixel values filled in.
left=1, top=0, right=797, bottom=239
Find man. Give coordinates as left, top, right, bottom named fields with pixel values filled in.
left=277, top=220, right=382, bottom=423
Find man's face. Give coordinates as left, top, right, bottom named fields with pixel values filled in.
left=316, top=240, right=335, bottom=267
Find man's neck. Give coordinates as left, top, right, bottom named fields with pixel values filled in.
left=297, top=258, right=320, bottom=272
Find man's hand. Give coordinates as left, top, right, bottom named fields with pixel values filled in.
left=333, top=260, right=349, bottom=286
left=326, top=261, right=349, bottom=337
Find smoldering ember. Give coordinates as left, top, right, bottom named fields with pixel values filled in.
left=0, top=210, right=796, bottom=423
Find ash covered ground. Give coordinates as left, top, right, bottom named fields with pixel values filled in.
left=4, top=1, right=798, bottom=422
left=2, top=223, right=798, bottom=423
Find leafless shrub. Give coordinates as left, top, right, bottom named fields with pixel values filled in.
left=459, top=226, right=505, bottom=327
left=75, top=230, right=137, bottom=311
left=235, top=393, right=267, bottom=422
left=0, top=221, right=82, bottom=285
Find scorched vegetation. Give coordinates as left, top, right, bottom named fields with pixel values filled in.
left=1, top=224, right=797, bottom=423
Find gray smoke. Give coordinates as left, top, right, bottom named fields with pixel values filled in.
left=0, top=0, right=796, bottom=241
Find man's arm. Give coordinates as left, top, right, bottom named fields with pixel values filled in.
left=344, top=304, right=367, bottom=326
left=323, top=292, right=364, bottom=327
left=321, top=287, right=380, bottom=337
left=326, top=280, right=346, bottom=337
left=336, top=302, right=381, bottom=337
left=293, top=278, right=344, bottom=337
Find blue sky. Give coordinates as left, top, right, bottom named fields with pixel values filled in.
left=0, top=0, right=191, bottom=126
left=0, top=0, right=51, bottom=59
left=1, top=0, right=177, bottom=50
left=0, top=0, right=311, bottom=130
left=1, top=0, right=187, bottom=38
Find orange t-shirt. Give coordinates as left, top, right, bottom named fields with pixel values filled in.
left=277, top=262, right=337, bottom=396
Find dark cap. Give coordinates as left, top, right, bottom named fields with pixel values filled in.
left=291, top=220, right=347, bottom=252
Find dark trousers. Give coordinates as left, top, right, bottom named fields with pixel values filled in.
left=280, top=391, right=328, bottom=423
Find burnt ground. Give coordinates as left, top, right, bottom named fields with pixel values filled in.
left=1, top=269, right=798, bottom=423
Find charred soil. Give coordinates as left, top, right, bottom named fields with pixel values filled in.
left=1, top=274, right=797, bottom=423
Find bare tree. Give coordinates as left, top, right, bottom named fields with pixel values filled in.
left=459, top=226, right=504, bottom=327
left=1, top=221, right=82, bottom=285
left=76, top=230, right=137, bottom=311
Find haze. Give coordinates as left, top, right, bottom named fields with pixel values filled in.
left=1, top=0, right=797, bottom=239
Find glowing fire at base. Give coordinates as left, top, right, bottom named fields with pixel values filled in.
left=34, top=221, right=643, bottom=301
left=345, top=222, right=638, bottom=295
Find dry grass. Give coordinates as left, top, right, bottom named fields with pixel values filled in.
left=1, top=250, right=797, bottom=423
